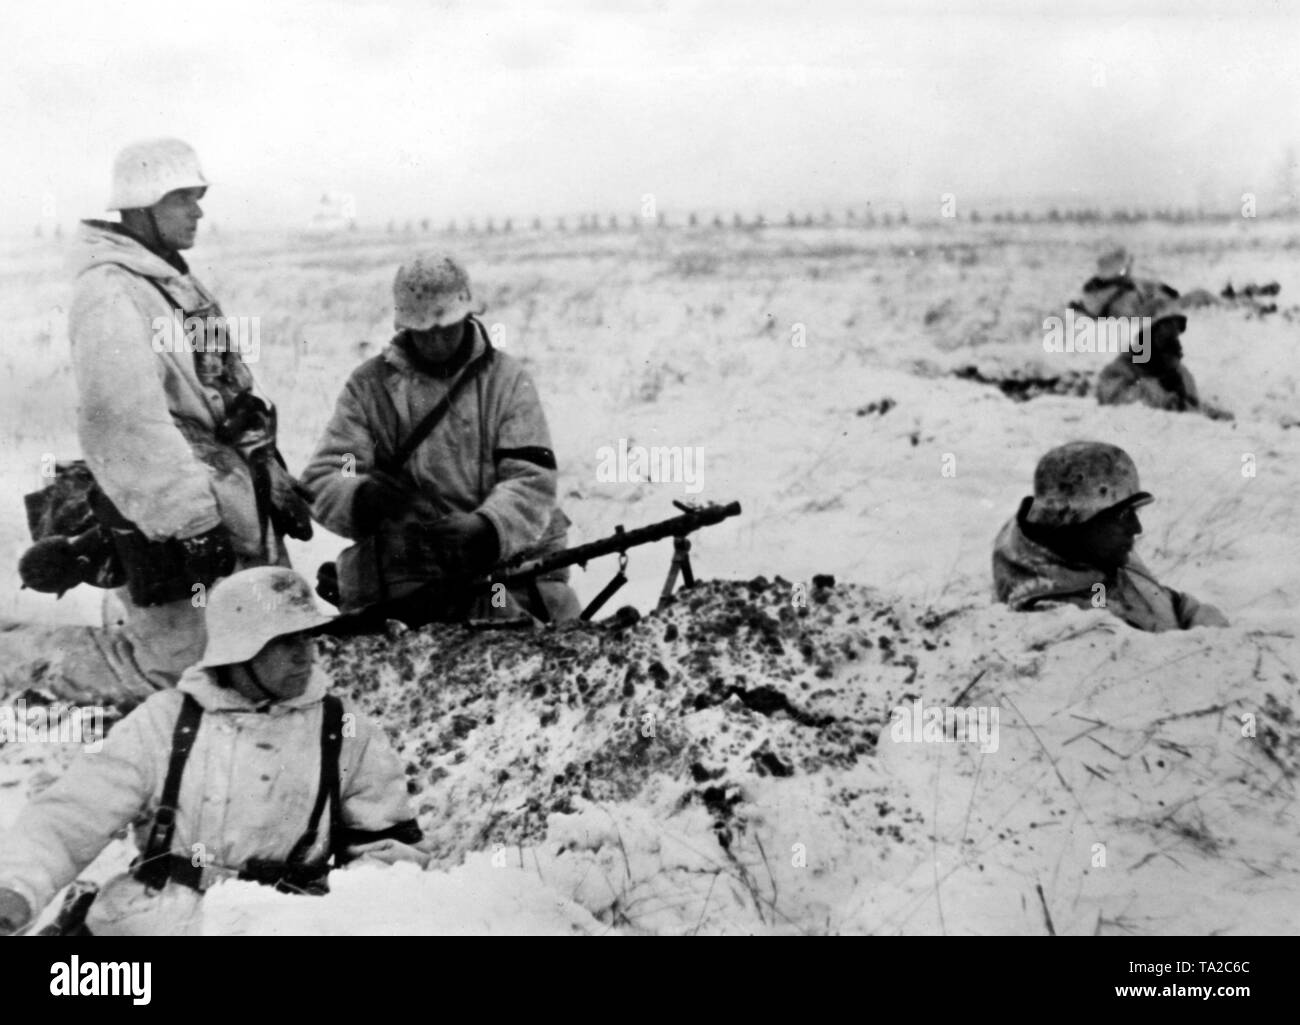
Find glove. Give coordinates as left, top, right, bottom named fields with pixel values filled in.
left=0, top=888, right=32, bottom=936
left=422, top=512, right=499, bottom=577
left=344, top=839, right=432, bottom=870
left=316, top=561, right=340, bottom=607
left=178, top=524, right=236, bottom=585
left=267, top=460, right=314, bottom=541
left=351, top=471, right=413, bottom=536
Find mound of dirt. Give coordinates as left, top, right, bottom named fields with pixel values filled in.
left=313, top=577, right=1300, bottom=935
left=318, top=576, right=902, bottom=862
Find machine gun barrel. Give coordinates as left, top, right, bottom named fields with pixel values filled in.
left=493, top=500, right=741, bottom=588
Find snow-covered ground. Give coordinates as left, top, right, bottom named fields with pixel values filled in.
left=0, top=219, right=1297, bottom=934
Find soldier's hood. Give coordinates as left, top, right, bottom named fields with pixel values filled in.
left=994, top=512, right=1097, bottom=607
left=383, top=317, right=489, bottom=375
left=993, top=500, right=1150, bottom=609
left=177, top=663, right=328, bottom=714
left=71, top=219, right=187, bottom=281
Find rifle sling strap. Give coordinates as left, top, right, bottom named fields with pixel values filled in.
left=381, top=340, right=495, bottom=474
left=140, top=274, right=182, bottom=311
left=580, top=570, right=627, bottom=622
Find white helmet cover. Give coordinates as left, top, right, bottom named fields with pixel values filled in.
left=198, top=567, right=334, bottom=668
left=108, top=138, right=208, bottom=211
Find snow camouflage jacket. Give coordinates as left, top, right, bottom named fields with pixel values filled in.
left=301, top=319, right=570, bottom=565
left=0, top=666, right=417, bottom=936
left=992, top=505, right=1228, bottom=633
left=68, top=221, right=269, bottom=559
left=1095, top=355, right=1199, bottom=412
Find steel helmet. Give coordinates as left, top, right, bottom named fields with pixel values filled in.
left=197, top=567, right=334, bottom=668
left=393, top=252, right=479, bottom=330
left=108, top=138, right=208, bottom=211
left=1025, top=442, right=1153, bottom=527
left=1095, top=247, right=1132, bottom=278
left=1148, top=297, right=1188, bottom=333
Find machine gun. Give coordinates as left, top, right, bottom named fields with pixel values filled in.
left=488, top=499, right=742, bottom=622
left=319, top=500, right=742, bottom=631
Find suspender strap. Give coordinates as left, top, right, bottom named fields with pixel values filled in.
left=136, top=695, right=348, bottom=894
left=285, top=695, right=346, bottom=867
left=325, top=696, right=345, bottom=863
left=134, top=693, right=203, bottom=891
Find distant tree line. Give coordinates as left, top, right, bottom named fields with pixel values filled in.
left=371, top=203, right=1298, bottom=237
left=30, top=201, right=1298, bottom=240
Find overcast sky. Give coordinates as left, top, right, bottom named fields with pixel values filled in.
left=3, top=0, right=1298, bottom=231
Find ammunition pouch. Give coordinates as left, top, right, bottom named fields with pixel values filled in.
left=92, top=492, right=234, bottom=608
left=134, top=854, right=330, bottom=897
left=102, top=527, right=199, bottom=608
left=239, top=858, right=331, bottom=897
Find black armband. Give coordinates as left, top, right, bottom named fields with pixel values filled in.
left=339, top=819, right=424, bottom=848
left=494, top=446, right=557, bottom=471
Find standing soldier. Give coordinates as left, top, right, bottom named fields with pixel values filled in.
left=301, top=251, right=580, bottom=627
left=68, top=138, right=311, bottom=689
left=992, top=442, right=1229, bottom=632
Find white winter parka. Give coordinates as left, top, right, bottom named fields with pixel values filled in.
left=68, top=221, right=267, bottom=558
left=0, top=667, right=416, bottom=935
